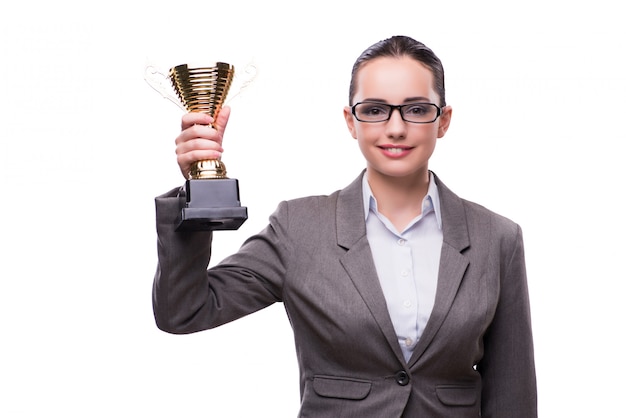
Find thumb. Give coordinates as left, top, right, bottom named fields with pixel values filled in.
left=214, top=105, right=231, bottom=134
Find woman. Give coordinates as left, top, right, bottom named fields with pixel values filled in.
left=153, top=35, right=537, bottom=417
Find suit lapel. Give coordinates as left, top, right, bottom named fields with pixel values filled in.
left=336, top=172, right=407, bottom=363
left=408, top=174, right=471, bottom=367
left=335, top=172, right=473, bottom=367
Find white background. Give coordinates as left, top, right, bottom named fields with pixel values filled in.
left=1, top=1, right=624, bottom=416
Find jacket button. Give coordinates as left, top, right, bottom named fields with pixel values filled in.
left=395, top=371, right=410, bottom=386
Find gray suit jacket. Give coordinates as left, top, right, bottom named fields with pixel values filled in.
left=153, top=172, right=537, bottom=417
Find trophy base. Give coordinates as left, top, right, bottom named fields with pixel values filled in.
left=176, top=178, right=248, bottom=232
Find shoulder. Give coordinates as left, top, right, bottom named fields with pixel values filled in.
left=461, top=199, right=523, bottom=258
left=462, top=198, right=520, bottom=234
left=434, top=173, right=522, bottom=243
left=275, top=172, right=363, bottom=215
left=272, top=190, right=342, bottom=224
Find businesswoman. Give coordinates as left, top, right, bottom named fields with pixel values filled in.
left=153, top=35, right=537, bottom=417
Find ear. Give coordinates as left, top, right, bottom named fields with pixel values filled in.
left=437, top=106, right=453, bottom=138
left=343, top=106, right=358, bottom=139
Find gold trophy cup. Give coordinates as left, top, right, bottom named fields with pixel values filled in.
left=167, top=62, right=248, bottom=231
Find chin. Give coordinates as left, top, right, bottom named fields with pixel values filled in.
left=374, top=167, right=428, bottom=180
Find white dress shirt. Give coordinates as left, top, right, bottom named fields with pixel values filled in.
left=363, top=171, right=443, bottom=362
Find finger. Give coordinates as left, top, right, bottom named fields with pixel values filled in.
left=176, top=137, right=223, bottom=156
left=177, top=148, right=222, bottom=169
left=175, top=123, right=223, bottom=148
left=181, top=112, right=214, bottom=130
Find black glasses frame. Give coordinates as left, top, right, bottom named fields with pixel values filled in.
left=351, top=102, right=443, bottom=124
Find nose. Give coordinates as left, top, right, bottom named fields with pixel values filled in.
left=385, top=107, right=407, bottom=139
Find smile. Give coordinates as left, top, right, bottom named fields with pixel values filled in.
left=379, top=145, right=414, bottom=157
left=385, top=147, right=408, bottom=154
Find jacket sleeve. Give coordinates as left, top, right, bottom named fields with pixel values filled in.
left=478, top=224, right=538, bottom=417
left=152, top=188, right=286, bottom=334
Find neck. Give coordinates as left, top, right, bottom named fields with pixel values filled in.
left=367, top=169, right=430, bottom=231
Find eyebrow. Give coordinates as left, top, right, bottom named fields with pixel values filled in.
left=362, top=96, right=432, bottom=103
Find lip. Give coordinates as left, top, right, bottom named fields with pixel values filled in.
left=378, top=144, right=414, bottom=158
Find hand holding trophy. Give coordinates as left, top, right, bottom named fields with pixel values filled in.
left=146, top=61, right=256, bottom=232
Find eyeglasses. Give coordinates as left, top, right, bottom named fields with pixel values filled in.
left=351, top=102, right=442, bottom=124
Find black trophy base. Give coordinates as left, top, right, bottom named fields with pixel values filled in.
left=176, top=178, right=248, bottom=232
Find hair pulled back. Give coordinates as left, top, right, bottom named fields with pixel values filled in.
left=348, top=35, right=446, bottom=107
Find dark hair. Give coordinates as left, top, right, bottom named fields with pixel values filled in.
left=348, top=35, right=446, bottom=107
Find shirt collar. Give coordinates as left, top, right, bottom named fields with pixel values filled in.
left=362, top=170, right=443, bottom=230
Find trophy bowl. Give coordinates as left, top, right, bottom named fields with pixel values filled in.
left=169, top=62, right=234, bottom=180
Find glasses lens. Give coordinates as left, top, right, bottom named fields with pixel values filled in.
left=401, top=103, right=439, bottom=123
left=354, top=102, right=440, bottom=123
left=354, top=103, right=391, bottom=122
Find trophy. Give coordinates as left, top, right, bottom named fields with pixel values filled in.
left=146, top=61, right=255, bottom=232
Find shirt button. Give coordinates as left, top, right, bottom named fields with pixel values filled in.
left=403, top=300, right=412, bottom=308
left=395, top=371, right=410, bottom=386
left=405, top=338, right=413, bottom=347
left=397, top=239, right=406, bottom=246
left=400, top=270, right=409, bottom=277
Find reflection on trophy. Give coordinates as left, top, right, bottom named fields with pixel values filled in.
left=168, top=62, right=248, bottom=231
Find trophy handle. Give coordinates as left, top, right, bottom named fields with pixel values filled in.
left=144, top=65, right=187, bottom=112
left=225, top=61, right=258, bottom=106
left=144, top=60, right=258, bottom=111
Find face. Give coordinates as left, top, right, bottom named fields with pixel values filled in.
left=344, top=56, right=452, bottom=183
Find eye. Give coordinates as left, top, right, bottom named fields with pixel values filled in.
left=359, top=103, right=389, bottom=116
left=404, top=104, right=430, bottom=116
